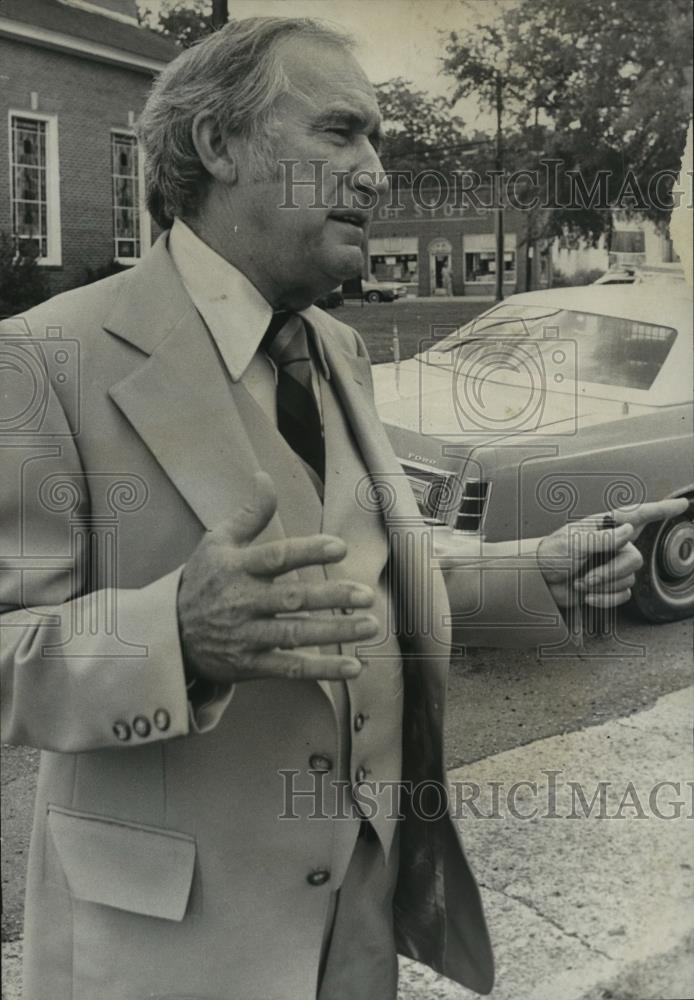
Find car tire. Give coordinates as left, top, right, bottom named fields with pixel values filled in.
left=629, top=505, right=694, bottom=622
left=365, top=290, right=382, bottom=303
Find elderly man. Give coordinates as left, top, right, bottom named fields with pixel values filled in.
left=0, top=16, right=683, bottom=1000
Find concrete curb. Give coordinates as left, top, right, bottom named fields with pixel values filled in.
left=3, top=688, right=692, bottom=999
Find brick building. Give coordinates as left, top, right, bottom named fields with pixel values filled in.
left=368, top=186, right=551, bottom=297
left=0, top=0, right=178, bottom=294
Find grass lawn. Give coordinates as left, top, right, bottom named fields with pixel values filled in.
left=329, top=298, right=491, bottom=363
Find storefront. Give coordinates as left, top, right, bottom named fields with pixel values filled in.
left=368, top=236, right=419, bottom=286
left=368, top=189, right=543, bottom=297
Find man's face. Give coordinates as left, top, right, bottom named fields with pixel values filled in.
left=225, top=38, right=388, bottom=307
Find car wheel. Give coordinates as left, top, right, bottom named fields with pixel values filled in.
left=365, top=290, right=382, bottom=303
left=629, top=505, right=694, bottom=622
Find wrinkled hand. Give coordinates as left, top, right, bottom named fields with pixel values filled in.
left=538, top=498, right=689, bottom=609
left=178, top=471, right=378, bottom=685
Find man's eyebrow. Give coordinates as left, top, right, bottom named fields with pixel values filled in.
left=313, top=107, right=385, bottom=146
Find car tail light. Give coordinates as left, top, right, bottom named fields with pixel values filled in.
left=455, top=479, right=491, bottom=533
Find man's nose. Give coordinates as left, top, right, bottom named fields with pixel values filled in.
left=351, top=139, right=389, bottom=199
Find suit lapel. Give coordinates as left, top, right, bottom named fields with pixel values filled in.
left=105, top=242, right=335, bottom=709
left=106, top=235, right=278, bottom=538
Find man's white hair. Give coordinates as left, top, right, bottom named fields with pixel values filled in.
left=138, top=16, right=354, bottom=228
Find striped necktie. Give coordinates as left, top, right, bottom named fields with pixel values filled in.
left=262, top=312, right=325, bottom=487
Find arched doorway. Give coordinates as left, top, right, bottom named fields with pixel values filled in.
left=428, top=238, right=453, bottom=295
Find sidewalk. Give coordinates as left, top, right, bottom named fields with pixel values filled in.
left=3, top=688, right=692, bottom=999
left=399, top=685, right=694, bottom=998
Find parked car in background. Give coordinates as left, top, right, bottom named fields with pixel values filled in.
left=372, top=285, right=694, bottom=623
left=343, top=278, right=409, bottom=303
left=593, top=268, right=636, bottom=285
left=314, top=287, right=344, bottom=309
left=593, top=263, right=685, bottom=286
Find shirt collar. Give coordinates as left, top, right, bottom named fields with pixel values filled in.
left=168, top=218, right=329, bottom=381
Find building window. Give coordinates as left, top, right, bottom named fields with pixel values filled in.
left=9, top=112, right=61, bottom=265
left=111, top=132, right=143, bottom=261
left=465, top=250, right=516, bottom=283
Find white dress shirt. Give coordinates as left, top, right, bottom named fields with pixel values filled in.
left=168, top=218, right=328, bottom=422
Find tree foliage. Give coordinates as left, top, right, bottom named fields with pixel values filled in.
left=443, top=0, right=693, bottom=237
left=138, top=0, right=214, bottom=47
left=373, top=78, right=479, bottom=176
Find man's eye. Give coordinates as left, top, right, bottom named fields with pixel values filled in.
left=326, top=128, right=350, bottom=140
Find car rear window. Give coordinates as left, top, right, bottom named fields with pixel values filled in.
left=438, top=305, right=678, bottom=391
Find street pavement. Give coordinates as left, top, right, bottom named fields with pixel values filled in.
left=3, top=622, right=692, bottom=999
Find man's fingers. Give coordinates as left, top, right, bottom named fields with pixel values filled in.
left=240, top=613, right=379, bottom=650
left=610, top=498, right=689, bottom=533
left=570, top=521, right=634, bottom=559
left=224, top=472, right=279, bottom=546
left=253, top=650, right=364, bottom=682
left=575, top=543, right=643, bottom=591
left=252, top=581, right=374, bottom=615
left=244, top=535, right=347, bottom=577
left=584, top=589, right=632, bottom=608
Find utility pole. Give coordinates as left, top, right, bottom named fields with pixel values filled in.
left=494, top=71, right=504, bottom=302
left=211, top=0, right=229, bottom=28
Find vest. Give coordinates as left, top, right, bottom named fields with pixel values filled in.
left=231, top=360, right=403, bottom=883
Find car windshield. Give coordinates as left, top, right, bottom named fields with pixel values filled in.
left=431, top=304, right=677, bottom=391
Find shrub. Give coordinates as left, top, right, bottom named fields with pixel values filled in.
left=0, top=232, right=51, bottom=318
left=80, top=259, right=129, bottom=286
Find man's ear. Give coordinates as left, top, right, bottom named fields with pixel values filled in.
left=191, top=112, right=238, bottom=186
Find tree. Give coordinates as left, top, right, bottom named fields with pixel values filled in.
left=373, top=77, right=478, bottom=177
left=443, top=0, right=693, bottom=241
left=138, top=0, right=217, bottom=47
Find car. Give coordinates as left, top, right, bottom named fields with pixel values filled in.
left=343, top=278, right=409, bottom=303
left=314, top=287, right=344, bottom=309
left=593, top=268, right=636, bottom=285
left=372, top=285, right=694, bottom=623
left=593, top=263, right=685, bottom=286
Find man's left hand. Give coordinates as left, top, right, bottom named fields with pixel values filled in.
left=538, top=498, right=690, bottom=609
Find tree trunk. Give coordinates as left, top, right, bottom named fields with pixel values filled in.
left=212, top=0, right=228, bottom=28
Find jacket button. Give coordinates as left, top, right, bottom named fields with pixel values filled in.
left=355, top=765, right=367, bottom=783
left=113, top=721, right=131, bottom=741
left=309, top=754, right=333, bottom=772
left=306, top=869, right=331, bottom=887
left=354, top=713, right=365, bottom=732
left=153, top=708, right=171, bottom=732
left=133, top=715, right=151, bottom=738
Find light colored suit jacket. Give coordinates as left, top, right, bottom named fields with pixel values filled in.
left=0, top=235, right=568, bottom=1000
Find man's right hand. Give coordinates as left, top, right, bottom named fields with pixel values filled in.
left=177, top=471, right=377, bottom=685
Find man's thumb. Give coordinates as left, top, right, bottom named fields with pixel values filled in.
left=226, top=471, right=278, bottom=545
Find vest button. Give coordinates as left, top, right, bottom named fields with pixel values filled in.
left=308, top=754, right=333, bottom=772
left=354, top=713, right=366, bottom=732
left=355, top=765, right=367, bottom=784
left=306, top=869, right=331, bottom=887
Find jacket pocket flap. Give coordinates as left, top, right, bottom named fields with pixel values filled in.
left=47, top=805, right=196, bottom=922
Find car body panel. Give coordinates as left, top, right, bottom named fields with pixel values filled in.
left=373, top=287, right=693, bottom=551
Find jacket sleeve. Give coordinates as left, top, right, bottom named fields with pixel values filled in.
left=0, top=348, right=229, bottom=753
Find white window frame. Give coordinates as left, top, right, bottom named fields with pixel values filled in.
left=8, top=109, right=62, bottom=266
left=110, top=129, right=151, bottom=265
